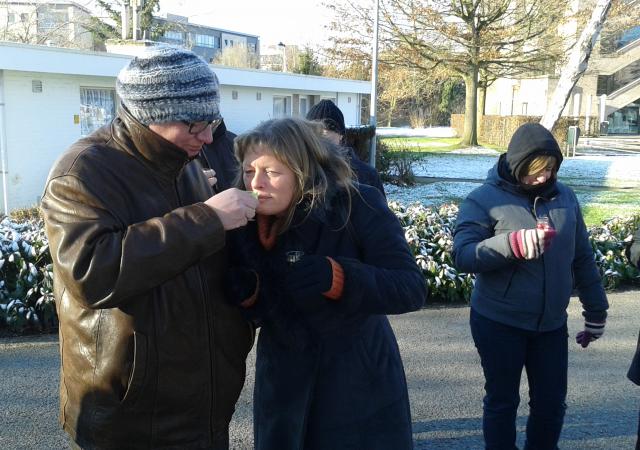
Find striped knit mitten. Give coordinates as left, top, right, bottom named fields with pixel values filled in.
left=509, top=228, right=549, bottom=260
left=576, top=321, right=606, bottom=348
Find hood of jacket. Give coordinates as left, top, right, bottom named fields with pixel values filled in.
left=505, top=122, right=563, bottom=180
left=487, top=123, right=563, bottom=199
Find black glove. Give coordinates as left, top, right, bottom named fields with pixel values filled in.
left=284, top=255, right=333, bottom=301
left=224, top=267, right=258, bottom=308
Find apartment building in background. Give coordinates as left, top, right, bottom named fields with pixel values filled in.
left=154, top=13, right=259, bottom=63
left=0, top=0, right=93, bottom=49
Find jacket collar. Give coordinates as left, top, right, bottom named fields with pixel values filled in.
left=112, top=105, right=191, bottom=183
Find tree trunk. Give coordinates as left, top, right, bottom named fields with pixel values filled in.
left=461, top=70, right=479, bottom=146
left=477, top=84, right=486, bottom=136
left=387, top=98, right=396, bottom=127
left=540, top=0, right=613, bottom=130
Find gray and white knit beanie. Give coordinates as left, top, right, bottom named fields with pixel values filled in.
left=116, top=44, right=221, bottom=125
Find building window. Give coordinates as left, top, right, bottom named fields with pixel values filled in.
left=273, top=96, right=291, bottom=118
left=256, top=92, right=262, bottom=101
left=80, top=87, right=115, bottom=136
left=8, top=13, right=15, bottom=23
left=194, top=33, right=217, bottom=48
left=20, top=13, right=29, bottom=22
left=232, top=90, right=238, bottom=100
left=38, top=8, right=68, bottom=35
left=299, top=97, right=308, bottom=116
left=521, top=103, right=528, bottom=115
left=248, top=43, right=256, bottom=53
left=164, top=30, right=183, bottom=41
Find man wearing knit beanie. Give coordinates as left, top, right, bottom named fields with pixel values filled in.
left=41, top=44, right=257, bottom=450
left=306, top=99, right=385, bottom=196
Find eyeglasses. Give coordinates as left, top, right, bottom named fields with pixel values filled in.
left=181, top=118, right=223, bottom=135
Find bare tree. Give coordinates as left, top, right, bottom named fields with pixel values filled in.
left=540, top=0, right=613, bottom=130
left=213, top=44, right=259, bottom=69
left=539, top=0, right=640, bottom=129
left=326, top=0, right=568, bottom=145
left=86, top=0, right=164, bottom=47
left=0, top=1, right=92, bottom=47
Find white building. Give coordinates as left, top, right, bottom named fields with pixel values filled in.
left=0, top=42, right=371, bottom=213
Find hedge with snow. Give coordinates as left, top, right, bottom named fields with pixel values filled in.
left=1, top=205, right=638, bottom=333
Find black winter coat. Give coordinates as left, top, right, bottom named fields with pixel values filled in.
left=345, top=147, right=386, bottom=197
left=626, top=228, right=640, bottom=385
left=230, top=184, right=426, bottom=450
left=199, top=120, right=239, bottom=192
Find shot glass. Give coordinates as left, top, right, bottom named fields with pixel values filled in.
left=536, top=215, right=551, bottom=231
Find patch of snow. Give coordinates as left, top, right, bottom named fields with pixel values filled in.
left=384, top=152, right=640, bottom=209
left=377, top=127, right=457, bottom=138
left=410, top=153, right=640, bottom=187
left=451, top=146, right=500, bottom=155
left=385, top=182, right=480, bottom=206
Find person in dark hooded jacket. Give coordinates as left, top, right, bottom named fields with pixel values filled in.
left=306, top=99, right=385, bottom=196
left=198, top=119, right=239, bottom=192
left=626, top=232, right=640, bottom=450
left=453, top=122, right=609, bottom=449
left=227, top=117, right=426, bottom=450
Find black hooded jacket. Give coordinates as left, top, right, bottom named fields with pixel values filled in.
left=453, top=122, right=608, bottom=332
left=497, top=122, right=564, bottom=199
left=199, top=120, right=239, bottom=192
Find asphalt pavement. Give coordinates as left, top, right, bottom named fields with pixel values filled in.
left=1, top=291, right=639, bottom=449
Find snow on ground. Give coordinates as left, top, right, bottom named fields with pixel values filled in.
left=377, top=127, right=457, bottom=138
left=411, top=151, right=640, bottom=186
left=384, top=148, right=640, bottom=208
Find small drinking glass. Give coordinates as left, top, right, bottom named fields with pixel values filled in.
left=536, top=215, right=552, bottom=231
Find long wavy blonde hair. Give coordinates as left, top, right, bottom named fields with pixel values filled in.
left=234, top=117, right=356, bottom=233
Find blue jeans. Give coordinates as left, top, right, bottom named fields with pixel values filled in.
left=470, top=308, right=568, bottom=450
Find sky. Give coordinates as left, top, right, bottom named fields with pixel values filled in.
left=156, top=0, right=331, bottom=50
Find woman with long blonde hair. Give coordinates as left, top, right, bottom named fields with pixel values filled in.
left=226, top=117, right=426, bottom=449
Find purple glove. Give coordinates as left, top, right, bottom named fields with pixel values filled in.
left=575, top=321, right=605, bottom=348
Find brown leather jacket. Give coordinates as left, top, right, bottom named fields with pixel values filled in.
left=41, top=107, right=254, bottom=449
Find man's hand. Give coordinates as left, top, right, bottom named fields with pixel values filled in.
left=204, top=188, right=258, bottom=230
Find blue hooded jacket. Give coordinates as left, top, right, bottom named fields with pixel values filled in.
left=453, top=124, right=608, bottom=331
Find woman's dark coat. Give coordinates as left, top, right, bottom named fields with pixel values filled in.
left=230, top=184, right=426, bottom=450
left=345, top=147, right=386, bottom=197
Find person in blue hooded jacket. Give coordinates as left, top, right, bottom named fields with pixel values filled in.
left=453, top=122, right=609, bottom=450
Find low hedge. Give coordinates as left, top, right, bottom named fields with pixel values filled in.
left=2, top=206, right=639, bottom=333
left=0, top=216, right=55, bottom=334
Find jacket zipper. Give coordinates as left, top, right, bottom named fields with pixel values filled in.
left=532, top=196, right=547, bottom=330
left=174, top=179, right=216, bottom=443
